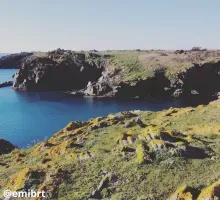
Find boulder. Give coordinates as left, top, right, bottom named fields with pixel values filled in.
left=167, top=185, right=194, bottom=200
left=197, top=180, right=220, bottom=199
left=174, top=50, right=185, bottom=54
left=83, top=75, right=115, bottom=97
left=190, top=90, right=199, bottom=95
left=173, top=89, right=183, bottom=98
left=6, top=168, right=45, bottom=191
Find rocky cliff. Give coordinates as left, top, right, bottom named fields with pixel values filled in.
left=2, top=49, right=220, bottom=100
left=0, top=52, right=33, bottom=69
left=0, top=102, right=220, bottom=199
left=12, top=49, right=108, bottom=91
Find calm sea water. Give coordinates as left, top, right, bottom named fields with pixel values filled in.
left=0, top=69, right=205, bottom=148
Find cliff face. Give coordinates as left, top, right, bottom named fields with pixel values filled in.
left=0, top=52, right=33, bottom=69
left=4, top=49, right=220, bottom=100
left=0, top=102, right=220, bottom=199
left=12, top=50, right=108, bottom=91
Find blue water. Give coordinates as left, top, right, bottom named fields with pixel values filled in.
left=0, top=69, right=201, bottom=148
left=0, top=69, right=15, bottom=82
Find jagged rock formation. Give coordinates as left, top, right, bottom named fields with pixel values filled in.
left=0, top=103, right=220, bottom=199
left=0, top=49, right=219, bottom=100
left=12, top=49, right=108, bottom=91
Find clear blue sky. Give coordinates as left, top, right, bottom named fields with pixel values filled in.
left=0, top=0, right=220, bottom=52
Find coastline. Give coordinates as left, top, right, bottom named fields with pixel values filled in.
left=0, top=49, right=220, bottom=102
left=0, top=100, right=219, bottom=199
left=0, top=50, right=220, bottom=199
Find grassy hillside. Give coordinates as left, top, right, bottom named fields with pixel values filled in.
left=100, top=49, right=220, bottom=82
left=0, top=101, right=220, bottom=199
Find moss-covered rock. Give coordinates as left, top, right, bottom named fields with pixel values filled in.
left=167, top=185, right=194, bottom=200
left=6, top=168, right=31, bottom=190
left=197, top=180, right=220, bottom=200
left=136, top=143, right=148, bottom=164
left=148, top=139, right=166, bottom=151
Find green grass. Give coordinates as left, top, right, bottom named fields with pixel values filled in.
left=0, top=103, right=220, bottom=199
left=109, top=52, right=155, bottom=82
left=102, top=50, right=220, bottom=82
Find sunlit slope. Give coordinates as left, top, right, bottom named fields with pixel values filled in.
left=0, top=101, right=220, bottom=199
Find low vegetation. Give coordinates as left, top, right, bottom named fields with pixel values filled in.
left=100, top=49, right=220, bottom=82
left=0, top=101, right=220, bottom=199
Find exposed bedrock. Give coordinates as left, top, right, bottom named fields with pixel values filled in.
left=72, top=62, right=220, bottom=100
left=115, top=72, right=171, bottom=99
left=119, top=62, right=220, bottom=99
left=7, top=49, right=220, bottom=100
left=182, top=62, right=220, bottom=97
left=0, top=52, right=33, bottom=69
left=13, top=50, right=108, bottom=91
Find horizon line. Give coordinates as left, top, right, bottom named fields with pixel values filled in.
left=1, top=47, right=220, bottom=54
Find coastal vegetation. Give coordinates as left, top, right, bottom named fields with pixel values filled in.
left=0, top=100, right=219, bottom=199
left=0, top=49, right=220, bottom=199
left=1, top=49, right=220, bottom=100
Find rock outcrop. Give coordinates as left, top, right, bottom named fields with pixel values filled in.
left=0, top=81, right=13, bottom=88
left=0, top=138, right=16, bottom=154
left=71, top=61, right=220, bottom=100
left=0, top=49, right=219, bottom=101
left=167, top=185, right=194, bottom=200
left=12, top=49, right=108, bottom=91
left=197, top=180, right=220, bottom=200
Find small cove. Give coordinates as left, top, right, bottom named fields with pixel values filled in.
left=0, top=69, right=208, bottom=148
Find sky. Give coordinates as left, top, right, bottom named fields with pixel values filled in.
left=0, top=0, right=220, bottom=52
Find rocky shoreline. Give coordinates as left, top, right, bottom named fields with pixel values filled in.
left=0, top=81, right=13, bottom=88
left=1, top=49, right=220, bottom=101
